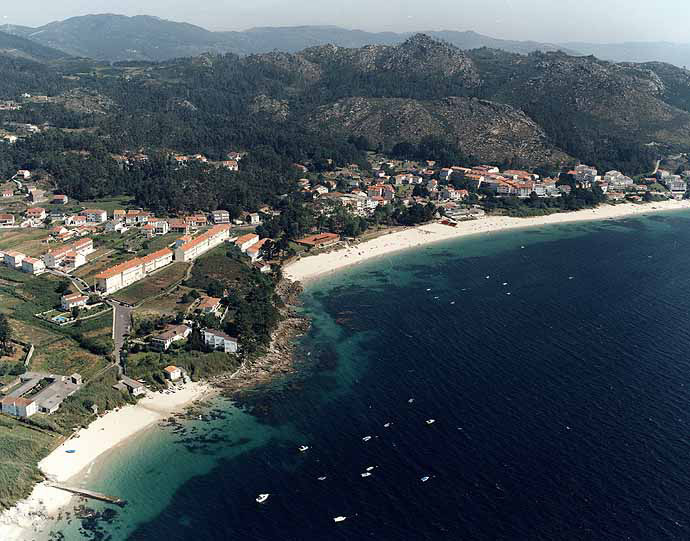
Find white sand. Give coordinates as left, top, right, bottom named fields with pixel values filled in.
left=285, top=200, right=690, bottom=283
left=0, top=382, right=209, bottom=541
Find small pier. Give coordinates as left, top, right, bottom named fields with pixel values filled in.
left=48, top=483, right=127, bottom=507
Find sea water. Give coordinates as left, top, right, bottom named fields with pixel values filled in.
left=44, top=212, right=690, bottom=540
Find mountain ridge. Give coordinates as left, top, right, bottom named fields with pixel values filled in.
left=0, top=14, right=580, bottom=62
left=4, top=14, right=690, bottom=67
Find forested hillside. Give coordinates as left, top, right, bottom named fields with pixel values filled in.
left=2, top=34, right=690, bottom=212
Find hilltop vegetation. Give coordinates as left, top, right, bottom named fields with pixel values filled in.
left=1, top=34, right=690, bottom=205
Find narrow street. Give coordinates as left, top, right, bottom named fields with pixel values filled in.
left=108, top=300, right=133, bottom=376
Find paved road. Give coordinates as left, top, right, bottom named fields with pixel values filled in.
left=109, top=300, right=133, bottom=376
left=48, top=269, right=90, bottom=295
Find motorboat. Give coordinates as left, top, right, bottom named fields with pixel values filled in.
left=256, top=494, right=270, bottom=503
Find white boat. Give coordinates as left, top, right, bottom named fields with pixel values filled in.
left=299, top=445, right=309, bottom=452
left=366, top=466, right=375, bottom=471
left=408, top=398, right=415, bottom=403
left=333, top=516, right=347, bottom=523
left=426, top=419, right=436, bottom=425
left=256, top=493, right=270, bottom=503
left=361, top=472, right=372, bottom=478
left=362, top=436, right=372, bottom=442
left=421, top=476, right=430, bottom=482
left=318, top=476, right=327, bottom=481
left=383, top=422, right=391, bottom=428
left=502, top=282, right=508, bottom=286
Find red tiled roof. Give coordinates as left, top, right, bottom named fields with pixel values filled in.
left=140, top=248, right=172, bottom=265
left=177, top=224, right=230, bottom=253
left=95, top=258, right=143, bottom=280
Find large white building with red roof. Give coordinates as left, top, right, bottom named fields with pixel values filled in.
left=95, top=248, right=173, bottom=294
left=173, top=224, right=231, bottom=262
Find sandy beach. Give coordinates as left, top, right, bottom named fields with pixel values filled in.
left=0, top=382, right=210, bottom=541
left=285, top=200, right=690, bottom=282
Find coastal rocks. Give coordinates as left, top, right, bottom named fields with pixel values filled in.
left=210, top=280, right=309, bottom=398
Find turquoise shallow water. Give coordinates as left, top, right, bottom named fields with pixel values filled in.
left=43, top=211, right=690, bottom=540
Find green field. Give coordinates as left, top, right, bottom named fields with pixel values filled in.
left=59, top=195, right=136, bottom=214
left=112, top=262, right=190, bottom=305
left=136, top=284, right=197, bottom=318
left=0, top=416, right=61, bottom=509
left=0, top=228, right=49, bottom=257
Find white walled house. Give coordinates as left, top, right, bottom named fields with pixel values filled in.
left=21, top=257, right=46, bottom=275
left=4, top=250, right=25, bottom=268
left=234, top=234, right=259, bottom=253
left=62, top=293, right=88, bottom=310
left=82, top=209, right=107, bottom=223
left=0, top=397, right=38, bottom=418
left=164, top=365, right=182, bottom=381
left=212, top=210, right=230, bottom=224
left=202, top=329, right=239, bottom=353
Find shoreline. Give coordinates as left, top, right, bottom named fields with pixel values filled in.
left=0, top=382, right=210, bottom=541
left=284, top=200, right=690, bottom=283
left=4, top=199, right=689, bottom=540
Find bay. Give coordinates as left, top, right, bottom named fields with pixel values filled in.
left=45, top=212, right=690, bottom=540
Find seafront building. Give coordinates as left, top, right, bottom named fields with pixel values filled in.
left=234, top=233, right=260, bottom=253
left=202, top=329, right=239, bottom=353
left=0, top=372, right=83, bottom=418
left=150, top=325, right=191, bottom=351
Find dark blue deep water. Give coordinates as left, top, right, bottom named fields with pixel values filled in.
left=51, top=213, right=690, bottom=540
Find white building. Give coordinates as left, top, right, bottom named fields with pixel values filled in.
left=202, top=329, right=239, bottom=353
left=4, top=250, right=25, bottom=268
left=82, top=209, right=107, bottom=223
left=0, top=397, right=38, bottom=418
left=105, top=221, right=127, bottom=233
left=140, top=248, right=173, bottom=274
left=212, top=210, right=230, bottom=224
left=21, top=257, right=46, bottom=275
left=246, top=238, right=269, bottom=262
left=95, top=258, right=145, bottom=294
left=43, top=238, right=93, bottom=269
left=62, top=293, right=88, bottom=310
left=151, top=325, right=191, bottom=351
left=173, top=224, right=231, bottom=262
left=94, top=248, right=173, bottom=294
left=234, top=234, right=260, bottom=253
left=164, top=365, right=182, bottom=381
left=153, top=220, right=170, bottom=235
left=65, top=251, right=87, bottom=271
